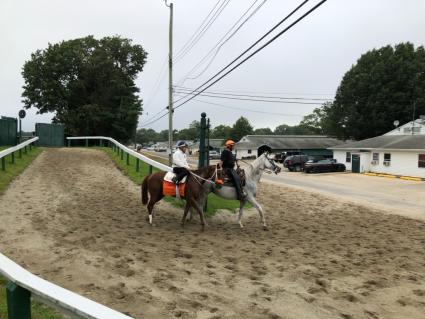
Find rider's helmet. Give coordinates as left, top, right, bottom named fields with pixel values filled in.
left=225, top=140, right=235, bottom=147
left=176, top=140, right=188, bottom=148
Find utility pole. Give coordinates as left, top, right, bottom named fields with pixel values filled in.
left=165, top=0, right=174, bottom=166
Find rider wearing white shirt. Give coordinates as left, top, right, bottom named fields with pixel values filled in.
left=172, top=141, right=190, bottom=184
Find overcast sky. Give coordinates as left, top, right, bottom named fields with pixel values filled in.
left=1, top=0, right=424, bottom=132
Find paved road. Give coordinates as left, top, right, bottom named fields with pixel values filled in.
left=143, top=151, right=425, bottom=220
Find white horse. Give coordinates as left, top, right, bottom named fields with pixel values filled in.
left=194, top=152, right=281, bottom=230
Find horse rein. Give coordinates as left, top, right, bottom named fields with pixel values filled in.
left=188, top=166, right=218, bottom=186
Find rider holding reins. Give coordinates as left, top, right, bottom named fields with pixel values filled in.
left=220, top=140, right=246, bottom=200
left=172, top=141, right=191, bottom=184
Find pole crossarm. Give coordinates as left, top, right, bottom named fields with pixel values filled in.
left=0, top=254, right=133, bottom=319
left=0, top=137, right=39, bottom=160
left=67, top=136, right=172, bottom=172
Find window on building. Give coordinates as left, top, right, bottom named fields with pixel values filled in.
left=373, top=153, right=379, bottom=161
left=346, top=152, right=351, bottom=163
left=384, top=153, right=391, bottom=162
left=419, top=154, right=425, bottom=168
left=248, top=150, right=252, bottom=154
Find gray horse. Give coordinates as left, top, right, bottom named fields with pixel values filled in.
left=186, top=152, right=281, bottom=230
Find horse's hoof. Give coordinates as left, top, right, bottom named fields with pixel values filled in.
left=239, top=223, right=244, bottom=228
left=262, top=225, right=269, bottom=231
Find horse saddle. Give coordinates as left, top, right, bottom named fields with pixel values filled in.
left=163, top=172, right=186, bottom=198
left=164, top=171, right=187, bottom=184
left=217, top=167, right=246, bottom=187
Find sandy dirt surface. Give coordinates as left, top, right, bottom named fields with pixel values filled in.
left=0, top=148, right=424, bottom=319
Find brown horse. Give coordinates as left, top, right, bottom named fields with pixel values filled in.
left=141, top=165, right=217, bottom=231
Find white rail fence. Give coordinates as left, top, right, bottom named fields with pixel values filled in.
left=67, top=136, right=172, bottom=172
left=0, top=137, right=39, bottom=171
left=1, top=136, right=162, bottom=318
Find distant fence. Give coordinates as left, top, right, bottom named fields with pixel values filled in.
left=67, top=136, right=172, bottom=172
left=0, top=117, right=17, bottom=146
left=0, top=137, right=39, bottom=171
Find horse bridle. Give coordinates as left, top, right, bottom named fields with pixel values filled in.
left=188, top=165, right=218, bottom=186
left=261, top=153, right=280, bottom=174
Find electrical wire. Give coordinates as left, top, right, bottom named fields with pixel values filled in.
left=173, top=87, right=332, bottom=101
left=171, top=0, right=311, bottom=106
left=176, top=0, right=267, bottom=85
left=174, top=0, right=231, bottom=63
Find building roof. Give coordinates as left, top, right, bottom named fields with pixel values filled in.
left=384, top=118, right=425, bottom=136
left=235, top=135, right=343, bottom=150
left=330, top=135, right=425, bottom=151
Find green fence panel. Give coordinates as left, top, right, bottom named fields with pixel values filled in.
left=0, top=116, right=17, bottom=146
left=35, top=123, right=64, bottom=146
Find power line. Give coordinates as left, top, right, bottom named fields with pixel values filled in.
left=174, top=0, right=231, bottom=63
left=139, top=110, right=169, bottom=128
left=173, top=0, right=315, bottom=108
left=174, top=84, right=334, bottom=97
left=142, top=57, right=168, bottom=112
left=173, top=0, right=222, bottom=59
left=177, top=0, right=267, bottom=85
left=188, top=98, right=305, bottom=117
left=174, top=87, right=332, bottom=101
left=173, top=91, right=322, bottom=105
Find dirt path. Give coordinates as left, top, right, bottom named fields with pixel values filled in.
left=0, top=148, right=424, bottom=319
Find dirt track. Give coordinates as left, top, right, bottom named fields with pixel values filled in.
left=0, top=148, right=424, bottom=319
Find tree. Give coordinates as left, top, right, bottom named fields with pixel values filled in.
left=274, top=124, right=316, bottom=135
left=231, top=117, right=254, bottom=141
left=254, top=127, right=273, bottom=135
left=210, top=124, right=232, bottom=139
left=22, top=35, right=147, bottom=141
left=176, top=120, right=200, bottom=141
left=319, top=42, right=425, bottom=140
left=135, top=128, right=159, bottom=145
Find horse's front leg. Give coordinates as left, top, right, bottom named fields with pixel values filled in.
left=237, top=199, right=247, bottom=228
left=248, top=196, right=268, bottom=231
left=189, top=198, right=206, bottom=232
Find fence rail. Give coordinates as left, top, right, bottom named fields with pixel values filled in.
left=67, top=136, right=172, bottom=172
left=0, top=254, right=133, bottom=319
left=0, top=137, right=39, bottom=171
left=1, top=135, right=136, bottom=318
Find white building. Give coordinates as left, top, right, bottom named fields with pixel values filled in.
left=330, top=119, right=425, bottom=178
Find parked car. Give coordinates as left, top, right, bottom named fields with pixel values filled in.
left=208, top=150, right=221, bottom=160
left=304, top=159, right=346, bottom=173
left=274, top=151, right=305, bottom=163
left=283, top=155, right=310, bottom=172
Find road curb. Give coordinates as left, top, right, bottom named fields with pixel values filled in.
left=363, top=172, right=424, bottom=181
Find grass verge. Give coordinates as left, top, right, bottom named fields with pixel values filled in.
left=0, top=146, right=62, bottom=318
left=100, top=147, right=242, bottom=216
left=0, top=146, right=42, bottom=194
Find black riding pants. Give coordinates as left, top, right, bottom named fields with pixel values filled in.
left=225, top=168, right=244, bottom=200
left=173, top=167, right=189, bottom=183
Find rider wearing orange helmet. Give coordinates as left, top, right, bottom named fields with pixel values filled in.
left=220, top=139, right=245, bottom=200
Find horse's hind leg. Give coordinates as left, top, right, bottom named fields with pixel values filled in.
left=188, top=198, right=206, bottom=232
left=237, top=199, right=247, bottom=228
left=181, top=203, right=190, bottom=227
left=248, top=196, right=268, bottom=230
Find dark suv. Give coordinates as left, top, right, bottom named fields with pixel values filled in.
left=283, top=155, right=310, bottom=172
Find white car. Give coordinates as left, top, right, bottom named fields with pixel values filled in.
left=208, top=150, right=221, bottom=160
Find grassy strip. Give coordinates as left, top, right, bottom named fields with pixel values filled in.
left=0, top=276, right=63, bottom=319
left=100, top=147, right=242, bottom=216
left=0, top=146, right=42, bottom=194
left=0, top=146, right=62, bottom=318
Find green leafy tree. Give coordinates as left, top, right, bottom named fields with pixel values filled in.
left=22, top=35, right=147, bottom=141
left=135, top=128, right=159, bottom=145
left=210, top=124, right=232, bottom=139
left=274, top=124, right=316, bottom=135
left=254, top=127, right=273, bottom=135
left=321, top=42, right=425, bottom=139
left=298, top=107, right=326, bottom=134
left=231, top=116, right=254, bottom=141
left=176, top=120, right=200, bottom=141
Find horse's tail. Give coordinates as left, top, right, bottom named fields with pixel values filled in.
left=141, top=175, right=149, bottom=205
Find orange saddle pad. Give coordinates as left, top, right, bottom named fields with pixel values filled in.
left=163, top=181, right=186, bottom=198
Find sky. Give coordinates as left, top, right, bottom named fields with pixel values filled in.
left=0, top=0, right=424, bottom=132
